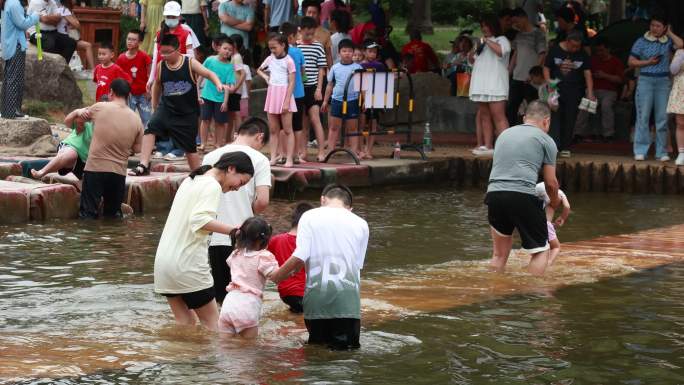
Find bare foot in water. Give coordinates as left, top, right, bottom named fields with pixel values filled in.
left=30, top=169, right=43, bottom=179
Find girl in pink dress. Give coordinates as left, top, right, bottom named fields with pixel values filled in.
left=257, top=33, right=298, bottom=168
left=218, top=216, right=287, bottom=338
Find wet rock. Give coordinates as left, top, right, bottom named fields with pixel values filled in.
left=0, top=47, right=83, bottom=111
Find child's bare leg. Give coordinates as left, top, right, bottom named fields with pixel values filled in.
left=295, top=129, right=307, bottom=162
left=239, top=326, right=258, bottom=339
left=278, top=130, right=287, bottom=160
left=308, top=105, right=326, bottom=161
left=365, top=119, right=377, bottom=159
left=267, top=113, right=282, bottom=165
left=166, top=296, right=197, bottom=326
left=199, top=120, right=210, bottom=149
left=548, top=238, right=561, bottom=265
left=281, top=112, right=295, bottom=167
left=215, top=122, right=227, bottom=148
left=346, top=119, right=360, bottom=155
left=31, top=147, right=78, bottom=179
left=327, top=115, right=341, bottom=153
left=193, top=300, right=219, bottom=332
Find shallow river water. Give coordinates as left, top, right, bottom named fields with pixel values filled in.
left=2, top=185, right=684, bottom=384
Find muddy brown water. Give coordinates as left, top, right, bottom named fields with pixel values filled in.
left=2, top=185, right=684, bottom=384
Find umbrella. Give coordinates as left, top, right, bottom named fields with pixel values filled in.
left=592, top=19, right=650, bottom=64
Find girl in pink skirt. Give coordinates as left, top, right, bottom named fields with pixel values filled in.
left=218, top=216, right=287, bottom=338
left=257, top=33, right=297, bottom=168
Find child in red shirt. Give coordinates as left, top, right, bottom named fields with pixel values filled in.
left=267, top=202, right=314, bottom=313
left=93, top=42, right=132, bottom=102
left=116, top=29, right=152, bottom=125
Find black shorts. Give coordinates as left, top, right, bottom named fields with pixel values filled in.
left=292, top=97, right=305, bottom=132
left=57, top=143, right=86, bottom=179
left=200, top=99, right=229, bottom=124
left=146, top=107, right=199, bottom=153
left=79, top=171, right=126, bottom=219
left=228, top=93, right=241, bottom=112
left=485, top=191, right=549, bottom=253
left=303, top=85, right=322, bottom=111
left=281, top=295, right=303, bottom=313
left=162, top=286, right=215, bottom=310
left=305, top=318, right=361, bottom=350
left=208, top=245, right=234, bottom=305
left=364, top=108, right=383, bottom=121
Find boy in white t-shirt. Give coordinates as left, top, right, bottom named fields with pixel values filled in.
left=535, top=182, right=571, bottom=265
left=201, top=117, right=272, bottom=304
left=271, top=184, right=369, bottom=350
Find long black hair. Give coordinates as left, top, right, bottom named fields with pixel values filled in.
left=189, top=151, right=254, bottom=179
left=230, top=216, right=273, bottom=252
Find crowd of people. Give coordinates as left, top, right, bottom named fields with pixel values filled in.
left=437, top=1, right=684, bottom=164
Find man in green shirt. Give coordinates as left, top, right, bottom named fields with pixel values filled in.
left=30, top=116, right=94, bottom=183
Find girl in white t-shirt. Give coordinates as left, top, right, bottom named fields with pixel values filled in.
left=218, top=216, right=287, bottom=338
left=153, top=152, right=255, bottom=331
left=257, top=33, right=297, bottom=168
left=535, top=182, right=571, bottom=265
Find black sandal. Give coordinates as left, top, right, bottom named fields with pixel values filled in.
left=129, top=163, right=150, bottom=176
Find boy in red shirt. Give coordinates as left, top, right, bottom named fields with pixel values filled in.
left=267, top=202, right=313, bottom=313
left=116, top=29, right=152, bottom=125
left=400, top=30, right=439, bottom=74
left=93, top=42, right=132, bottom=102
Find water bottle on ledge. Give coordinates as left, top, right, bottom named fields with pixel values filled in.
left=422, top=122, right=432, bottom=153
left=392, top=141, right=401, bottom=160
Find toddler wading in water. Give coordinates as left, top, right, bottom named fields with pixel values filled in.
left=535, top=182, right=571, bottom=265
left=219, top=216, right=287, bottom=338
left=154, top=152, right=255, bottom=331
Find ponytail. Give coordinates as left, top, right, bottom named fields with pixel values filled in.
left=189, top=165, right=212, bottom=179
left=190, top=151, right=255, bottom=180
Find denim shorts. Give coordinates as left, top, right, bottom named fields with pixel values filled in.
left=330, top=99, right=360, bottom=120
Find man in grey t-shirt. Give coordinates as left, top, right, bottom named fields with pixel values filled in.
left=485, top=100, right=560, bottom=276
left=507, top=8, right=547, bottom=125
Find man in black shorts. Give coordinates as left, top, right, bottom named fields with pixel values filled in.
left=271, top=185, right=369, bottom=350
left=130, top=34, right=225, bottom=176
left=485, top=100, right=560, bottom=276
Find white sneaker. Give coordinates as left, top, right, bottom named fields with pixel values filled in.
left=659, top=155, right=671, bottom=162
left=634, top=154, right=645, bottom=161
left=163, top=153, right=185, bottom=161
left=471, top=145, right=488, bottom=155
left=675, top=153, right=684, bottom=166
left=152, top=151, right=164, bottom=159
left=473, top=147, right=494, bottom=156
left=559, top=150, right=571, bottom=158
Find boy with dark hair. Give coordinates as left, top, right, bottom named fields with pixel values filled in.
left=131, top=33, right=225, bottom=175
left=400, top=29, right=439, bottom=74
left=72, top=78, right=144, bottom=219
left=322, top=39, right=363, bottom=156
left=270, top=184, right=369, bottom=350
left=116, top=29, right=152, bottom=125
left=202, top=116, right=272, bottom=304
left=298, top=16, right=328, bottom=162
left=267, top=202, right=314, bottom=313
left=93, top=42, right=132, bottom=102
left=279, top=22, right=307, bottom=161
left=359, top=40, right=386, bottom=159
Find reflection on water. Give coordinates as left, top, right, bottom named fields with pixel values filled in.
left=2, top=186, right=684, bottom=383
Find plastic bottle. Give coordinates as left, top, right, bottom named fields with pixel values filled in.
left=422, top=122, right=432, bottom=153
left=392, top=141, right=401, bottom=160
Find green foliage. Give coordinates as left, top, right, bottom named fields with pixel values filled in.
left=431, top=0, right=499, bottom=24
left=23, top=100, right=65, bottom=121
left=119, top=15, right=139, bottom=52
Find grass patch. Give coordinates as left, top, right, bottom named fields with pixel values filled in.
left=77, top=79, right=95, bottom=107
left=384, top=17, right=481, bottom=58
left=23, top=100, right=66, bottom=123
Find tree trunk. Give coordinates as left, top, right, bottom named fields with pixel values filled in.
left=609, top=0, right=625, bottom=24
left=407, top=0, right=434, bottom=34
